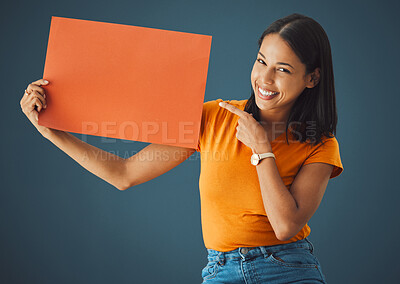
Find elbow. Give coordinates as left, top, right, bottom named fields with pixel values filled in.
left=116, top=161, right=135, bottom=191
left=116, top=181, right=134, bottom=191
left=276, top=232, right=293, bottom=242
left=275, top=223, right=299, bottom=242
left=275, top=231, right=291, bottom=242
left=115, top=177, right=135, bottom=191
left=116, top=185, right=127, bottom=191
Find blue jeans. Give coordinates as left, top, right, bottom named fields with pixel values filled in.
left=201, top=238, right=327, bottom=283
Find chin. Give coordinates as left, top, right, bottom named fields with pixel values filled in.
left=254, top=100, right=269, bottom=112
left=255, top=95, right=271, bottom=108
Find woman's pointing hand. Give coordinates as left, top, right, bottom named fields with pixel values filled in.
left=218, top=101, right=272, bottom=153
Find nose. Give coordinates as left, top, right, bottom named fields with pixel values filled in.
left=261, top=67, right=275, bottom=85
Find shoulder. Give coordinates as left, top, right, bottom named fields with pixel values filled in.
left=315, top=135, right=339, bottom=149
left=303, top=134, right=343, bottom=179
left=305, top=134, right=341, bottom=156
left=199, top=98, right=248, bottom=129
left=197, top=99, right=247, bottom=151
left=201, top=99, right=248, bottom=124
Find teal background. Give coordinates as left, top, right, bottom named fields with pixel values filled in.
left=2, top=0, right=399, bottom=283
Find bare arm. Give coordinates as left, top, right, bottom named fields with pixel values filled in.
left=44, top=131, right=197, bottom=191
left=20, top=79, right=197, bottom=191
left=43, top=128, right=128, bottom=190
left=21, top=79, right=127, bottom=190
left=121, top=143, right=197, bottom=190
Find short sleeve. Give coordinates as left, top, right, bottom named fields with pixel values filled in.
left=195, top=99, right=223, bottom=152
left=303, top=137, right=344, bottom=178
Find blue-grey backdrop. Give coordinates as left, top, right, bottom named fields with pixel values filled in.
left=2, top=0, right=399, bottom=283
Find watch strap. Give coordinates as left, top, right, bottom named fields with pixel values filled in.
left=258, top=152, right=275, bottom=160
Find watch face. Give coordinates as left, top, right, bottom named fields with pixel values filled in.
left=251, top=154, right=259, bottom=165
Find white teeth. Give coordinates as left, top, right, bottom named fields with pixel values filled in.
left=258, top=87, right=278, bottom=96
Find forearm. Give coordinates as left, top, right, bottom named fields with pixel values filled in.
left=253, top=145, right=299, bottom=240
left=43, top=129, right=127, bottom=190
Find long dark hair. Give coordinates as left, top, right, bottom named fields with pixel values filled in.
left=244, top=13, right=337, bottom=146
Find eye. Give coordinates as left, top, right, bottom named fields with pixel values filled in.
left=257, top=58, right=291, bottom=74
left=278, top=67, right=291, bottom=73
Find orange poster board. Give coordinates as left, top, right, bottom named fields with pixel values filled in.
left=39, top=16, right=212, bottom=148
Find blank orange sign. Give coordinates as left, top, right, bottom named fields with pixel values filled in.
left=39, top=16, right=212, bottom=148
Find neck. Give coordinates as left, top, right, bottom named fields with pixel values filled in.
left=259, top=110, right=289, bottom=133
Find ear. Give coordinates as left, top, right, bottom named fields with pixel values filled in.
left=305, top=67, right=320, bottom=89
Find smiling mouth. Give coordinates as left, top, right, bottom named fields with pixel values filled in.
left=256, top=83, right=280, bottom=98
left=258, top=86, right=279, bottom=96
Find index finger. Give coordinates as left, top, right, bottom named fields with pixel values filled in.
left=219, top=101, right=248, bottom=118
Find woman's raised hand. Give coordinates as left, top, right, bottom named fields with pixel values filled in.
left=20, top=78, right=52, bottom=137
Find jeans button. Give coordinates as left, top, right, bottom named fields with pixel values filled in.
left=240, top=248, right=249, bottom=254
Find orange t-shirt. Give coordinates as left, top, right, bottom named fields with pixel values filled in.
left=196, top=98, right=344, bottom=252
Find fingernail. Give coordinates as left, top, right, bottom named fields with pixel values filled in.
left=44, top=94, right=46, bottom=98
left=44, top=104, right=47, bottom=108
left=44, top=80, right=49, bottom=84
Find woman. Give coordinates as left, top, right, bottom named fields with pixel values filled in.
left=20, top=13, right=343, bottom=284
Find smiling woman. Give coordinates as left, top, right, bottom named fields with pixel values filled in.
left=197, top=13, right=343, bottom=283
left=19, top=12, right=342, bottom=284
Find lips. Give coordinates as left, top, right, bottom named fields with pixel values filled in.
left=257, top=84, right=279, bottom=94
left=256, top=84, right=279, bottom=100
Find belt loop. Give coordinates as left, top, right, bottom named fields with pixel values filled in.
left=218, top=251, right=225, bottom=266
left=259, top=246, right=270, bottom=259
left=304, top=237, right=314, bottom=253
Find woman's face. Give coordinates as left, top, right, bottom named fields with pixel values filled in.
left=251, top=33, right=318, bottom=117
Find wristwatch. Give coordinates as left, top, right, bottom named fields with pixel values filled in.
left=251, top=152, right=275, bottom=166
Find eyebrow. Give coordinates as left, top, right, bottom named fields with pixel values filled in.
left=258, top=52, right=295, bottom=70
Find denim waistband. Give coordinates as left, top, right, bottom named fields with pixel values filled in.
left=206, top=238, right=314, bottom=265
